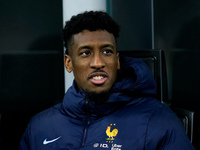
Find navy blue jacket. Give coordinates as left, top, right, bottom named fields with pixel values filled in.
left=19, top=57, right=194, bottom=150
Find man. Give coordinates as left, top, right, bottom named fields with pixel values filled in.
left=20, top=11, right=194, bottom=149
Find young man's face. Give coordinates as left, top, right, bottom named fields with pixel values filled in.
left=65, top=30, right=120, bottom=94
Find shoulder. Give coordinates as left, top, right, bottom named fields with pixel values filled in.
left=137, top=97, right=182, bottom=130
left=28, top=103, right=64, bottom=128
left=148, top=100, right=181, bottom=128
left=126, top=97, right=184, bottom=134
left=143, top=98, right=194, bottom=149
left=127, top=96, right=172, bottom=117
left=20, top=103, right=64, bottom=148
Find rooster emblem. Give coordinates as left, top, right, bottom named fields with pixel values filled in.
left=106, top=125, right=118, bottom=140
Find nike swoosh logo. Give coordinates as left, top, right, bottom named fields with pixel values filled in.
left=43, top=136, right=62, bottom=145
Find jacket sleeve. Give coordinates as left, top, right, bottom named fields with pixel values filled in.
left=144, top=105, right=195, bottom=150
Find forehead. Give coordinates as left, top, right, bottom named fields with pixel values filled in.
left=71, top=30, right=116, bottom=49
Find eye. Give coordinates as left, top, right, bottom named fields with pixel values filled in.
left=103, top=49, right=114, bottom=55
left=80, top=51, right=91, bottom=57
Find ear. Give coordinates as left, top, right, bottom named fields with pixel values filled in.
left=117, top=52, right=120, bottom=70
left=64, top=55, right=73, bottom=73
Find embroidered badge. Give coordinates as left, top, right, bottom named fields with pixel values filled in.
left=106, top=124, right=118, bottom=143
left=93, top=124, right=122, bottom=149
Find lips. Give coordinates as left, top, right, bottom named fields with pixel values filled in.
left=88, top=72, right=108, bottom=85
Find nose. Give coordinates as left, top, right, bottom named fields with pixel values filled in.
left=90, top=53, right=105, bottom=69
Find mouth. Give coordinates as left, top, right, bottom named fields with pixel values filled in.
left=89, top=72, right=108, bottom=85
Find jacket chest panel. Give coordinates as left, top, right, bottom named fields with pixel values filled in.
left=80, top=113, right=149, bottom=150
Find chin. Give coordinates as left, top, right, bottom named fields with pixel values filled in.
left=85, top=89, right=110, bottom=104
left=92, top=88, right=110, bottom=94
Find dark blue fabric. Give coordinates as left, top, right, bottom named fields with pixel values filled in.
left=19, top=57, right=194, bottom=150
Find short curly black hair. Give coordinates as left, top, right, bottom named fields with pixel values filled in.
left=63, top=11, right=120, bottom=54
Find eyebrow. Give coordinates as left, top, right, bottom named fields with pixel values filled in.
left=78, top=45, right=92, bottom=51
left=78, top=43, right=115, bottom=52
left=100, top=44, right=115, bottom=49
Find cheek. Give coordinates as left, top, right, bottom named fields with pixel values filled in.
left=72, top=63, right=88, bottom=81
left=108, top=59, right=120, bottom=71
left=107, top=62, right=119, bottom=79
left=71, top=59, right=85, bottom=72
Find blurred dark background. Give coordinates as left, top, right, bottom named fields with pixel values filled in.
left=0, top=0, right=200, bottom=149
left=154, top=0, right=200, bottom=113
left=0, top=0, right=64, bottom=149
left=154, top=1, right=200, bottom=148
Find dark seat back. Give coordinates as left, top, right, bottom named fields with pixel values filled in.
left=171, top=108, right=194, bottom=142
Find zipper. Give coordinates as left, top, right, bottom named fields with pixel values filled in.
left=81, top=99, right=91, bottom=147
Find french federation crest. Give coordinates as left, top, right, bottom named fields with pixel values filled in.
left=106, top=124, right=118, bottom=142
